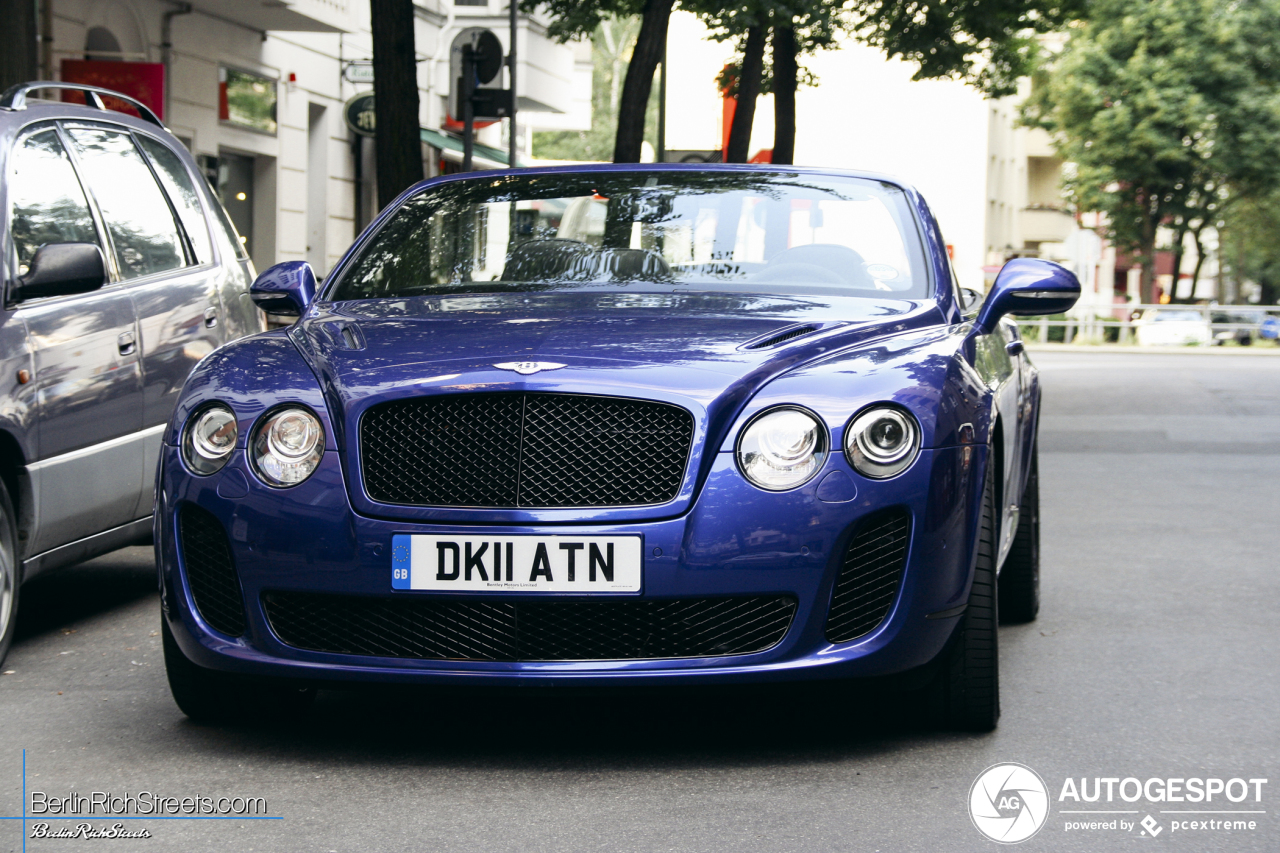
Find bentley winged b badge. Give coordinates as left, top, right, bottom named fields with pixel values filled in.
left=493, top=361, right=566, bottom=376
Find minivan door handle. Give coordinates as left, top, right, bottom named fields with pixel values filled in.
left=117, top=330, right=136, bottom=356
left=204, top=307, right=219, bottom=328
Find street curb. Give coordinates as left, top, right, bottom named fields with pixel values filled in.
left=1026, top=343, right=1280, bottom=355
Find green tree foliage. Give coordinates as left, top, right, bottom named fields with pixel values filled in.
left=530, top=0, right=1082, bottom=164
left=532, top=17, right=661, bottom=162
left=1024, top=0, right=1280, bottom=303
left=1221, top=191, right=1280, bottom=305
left=852, top=0, right=1085, bottom=98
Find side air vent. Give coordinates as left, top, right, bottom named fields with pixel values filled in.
left=741, top=324, right=824, bottom=350
left=825, top=509, right=911, bottom=643
left=179, top=505, right=246, bottom=637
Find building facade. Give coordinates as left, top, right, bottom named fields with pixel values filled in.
left=43, top=0, right=586, bottom=277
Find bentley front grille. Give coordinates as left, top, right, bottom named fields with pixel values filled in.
left=262, top=592, right=796, bottom=662
left=360, top=392, right=694, bottom=508
left=824, top=509, right=911, bottom=643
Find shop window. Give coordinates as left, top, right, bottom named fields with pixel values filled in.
left=218, top=67, right=277, bottom=135
left=216, top=152, right=256, bottom=258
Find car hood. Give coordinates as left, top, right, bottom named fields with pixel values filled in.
left=294, top=290, right=941, bottom=404
left=289, top=291, right=946, bottom=523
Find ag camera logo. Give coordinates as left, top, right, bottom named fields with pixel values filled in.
left=969, top=763, right=1050, bottom=843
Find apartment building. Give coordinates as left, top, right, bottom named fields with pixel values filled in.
left=44, top=0, right=587, bottom=276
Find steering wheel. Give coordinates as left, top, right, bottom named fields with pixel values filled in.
left=765, top=244, right=872, bottom=287
left=752, top=261, right=845, bottom=285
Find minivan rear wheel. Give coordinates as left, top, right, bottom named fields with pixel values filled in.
left=0, top=478, right=19, bottom=667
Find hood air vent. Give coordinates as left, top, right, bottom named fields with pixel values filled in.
left=741, top=323, right=825, bottom=350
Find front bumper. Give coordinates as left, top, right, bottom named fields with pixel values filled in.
left=157, top=443, right=986, bottom=687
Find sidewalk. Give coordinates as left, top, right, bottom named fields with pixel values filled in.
left=1026, top=343, right=1280, bottom=355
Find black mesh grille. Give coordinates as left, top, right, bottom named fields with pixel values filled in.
left=825, top=510, right=911, bottom=643
left=360, top=393, right=694, bottom=508
left=263, top=592, right=796, bottom=661
left=179, top=505, right=246, bottom=637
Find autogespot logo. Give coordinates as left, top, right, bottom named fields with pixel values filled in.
left=969, top=763, right=1051, bottom=843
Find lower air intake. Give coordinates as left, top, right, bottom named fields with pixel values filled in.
left=824, top=509, right=911, bottom=643
left=179, top=505, right=246, bottom=637
left=262, top=592, right=796, bottom=662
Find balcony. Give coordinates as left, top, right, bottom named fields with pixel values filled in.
left=1020, top=207, right=1075, bottom=243
left=191, top=0, right=359, bottom=33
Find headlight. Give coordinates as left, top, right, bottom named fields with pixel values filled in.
left=736, top=407, right=828, bottom=491
left=183, top=404, right=238, bottom=475
left=250, top=407, right=324, bottom=487
left=844, top=406, right=920, bottom=479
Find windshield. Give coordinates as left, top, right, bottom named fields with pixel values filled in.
left=327, top=170, right=931, bottom=301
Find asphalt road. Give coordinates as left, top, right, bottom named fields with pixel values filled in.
left=2, top=351, right=1277, bottom=852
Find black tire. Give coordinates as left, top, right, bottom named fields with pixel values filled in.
left=0, top=478, right=19, bottom=667
left=925, top=459, right=1000, bottom=732
left=162, top=618, right=314, bottom=722
left=999, top=444, right=1040, bottom=624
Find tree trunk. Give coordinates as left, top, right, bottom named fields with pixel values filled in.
left=0, top=0, right=39, bottom=93
left=371, top=0, right=423, bottom=210
left=1169, top=224, right=1187, bottom=304
left=725, top=25, right=766, bottom=164
left=1138, top=202, right=1158, bottom=304
left=1189, top=224, right=1208, bottom=297
left=613, top=0, right=675, bottom=163
left=772, top=24, right=797, bottom=165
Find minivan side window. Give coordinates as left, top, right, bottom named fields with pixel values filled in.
left=136, top=135, right=212, bottom=266
left=65, top=127, right=186, bottom=280
left=9, top=129, right=102, bottom=277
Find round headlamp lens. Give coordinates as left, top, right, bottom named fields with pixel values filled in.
left=737, top=407, right=827, bottom=491
left=183, top=405, right=237, bottom=475
left=267, top=410, right=321, bottom=460
left=251, top=407, right=324, bottom=487
left=846, top=406, right=920, bottom=478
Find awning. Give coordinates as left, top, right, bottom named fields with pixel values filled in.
left=421, top=128, right=513, bottom=168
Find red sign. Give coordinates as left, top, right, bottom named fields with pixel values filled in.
left=60, top=60, right=165, bottom=120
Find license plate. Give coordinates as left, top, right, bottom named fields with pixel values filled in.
left=391, top=534, right=642, bottom=592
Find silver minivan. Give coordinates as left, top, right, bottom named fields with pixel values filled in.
left=0, top=82, right=264, bottom=663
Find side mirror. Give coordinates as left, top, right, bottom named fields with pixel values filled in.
left=973, top=258, right=1080, bottom=336
left=12, top=243, right=106, bottom=302
left=250, top=261, right=317, bottom=317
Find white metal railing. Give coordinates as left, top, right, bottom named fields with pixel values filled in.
left=1017, top=303, right=1280, bottom=345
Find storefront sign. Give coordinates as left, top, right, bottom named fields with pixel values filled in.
left=344, top=92, right=376, bottom=137
left=343, top=61, right=375, bottom=84
left=60, top=60, right=164, bottom=119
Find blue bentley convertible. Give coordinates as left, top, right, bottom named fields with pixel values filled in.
left=157, top=165, right=1078, bottom=730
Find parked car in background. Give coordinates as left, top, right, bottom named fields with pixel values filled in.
left=1210, top=308, right=1265, bottom=345
left=1134, top=308, right=1213, bottom=346
left=0, top=82, right=264, bottom=664
left=157, top=163, right=1079, bottom=731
